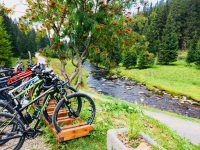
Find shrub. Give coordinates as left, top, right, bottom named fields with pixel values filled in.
left=138, top=51, right=155, bottom=69
left=195, top=50, right=200, bottom=67
left=194, top=40, right=200, bottom=67
left=122, top=47, right=137, bottom=69
left=158, top=50, right=178, bottom=64
left=128, top=113, right=144, bottom=140
left=187, top=39, right=200, bottom=66
left=187, top=35, right=199, bottom=64
left=187, top=49, right=197, bottom=63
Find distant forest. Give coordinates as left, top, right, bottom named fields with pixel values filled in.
left=143, top=0, right=200, bottom=53
left=0, top=0, right=200, bottom=67
left=0, top=11, right=50, bottom=59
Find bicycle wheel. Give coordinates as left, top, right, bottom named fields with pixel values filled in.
left=42, top=92, right=60, bottom=124
left=0, top=112, right=25, bottom=150
left=52, top=93, right=95, bottom=133
left=0, top=100, right=15, bottom=113
left=43, top=86, right=81, bottom=124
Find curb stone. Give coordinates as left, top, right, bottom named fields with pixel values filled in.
left=107, top=128, right=165, bottom=150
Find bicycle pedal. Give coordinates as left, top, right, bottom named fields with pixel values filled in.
left=36, top=129, right=43, bottom=134
left=25, top=128, right=39, bottom=139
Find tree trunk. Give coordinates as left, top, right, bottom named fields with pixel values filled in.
left=60, top=60, right=70, bottom=84
left=70, top=67, right=79, bottom=82
left=75, top=58, right=83, bottom=89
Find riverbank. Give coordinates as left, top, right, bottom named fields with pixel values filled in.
left=111, top=60, right=200, bottom=102
left=83, top=62, right=200, bottom=119
left=40, top=56, right=200, bottom=119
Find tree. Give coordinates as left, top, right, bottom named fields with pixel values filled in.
left=143, top=0, right=200, bottom=52
left=158, top=12, right=178, bottom=64
left=143, top=12, right=160, bottom=54
left=195, top=39, right=200, bottom=67
left=37, top=35, right=50, bottom=49
left=0, top=11, right=19, bottom=57
left=0, top=10, right=38, bottom=58
left=0, top=16, right=12, bottom=66
left=184, top=0, right=200, bottom=48
left=187, top=32, right=199, bottom=63
left=15, top=0, right=144, bottom=88
left=122, top=46, right=137, bottom=69
left=27, top=29, right=37, bottom=55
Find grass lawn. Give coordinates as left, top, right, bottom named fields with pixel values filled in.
left=11, top=57, right=36, bottom=67
left=111, top=60, right=200, bottom=101
left=40, top=92, right=200, bottom=150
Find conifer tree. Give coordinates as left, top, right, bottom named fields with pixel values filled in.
left=143, top=12, right=160, bottom=54
left=0, top=16, right=12, bottom=66
left=195, top=39, right=200, bottom=67
left=158, top=12, right=178, bottom=64
left=187, top=32, right=198, bottom=63
left=37, top=35, right=50, bottom=49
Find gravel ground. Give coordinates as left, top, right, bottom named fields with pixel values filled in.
left=35, top=53, right=46, bottom=65
left=21, top=136, right=49, bottom=150
left=1, top=136, right=49, bottom=150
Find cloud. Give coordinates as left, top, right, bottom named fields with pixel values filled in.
left=0, top=0, right=27, bottom=19
left=0, top=0, right=159, bottom=19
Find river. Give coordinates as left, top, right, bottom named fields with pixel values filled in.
left=83, top=62, right=200, bottom=119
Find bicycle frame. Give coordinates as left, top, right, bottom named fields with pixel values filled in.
left=0, top=80, right=55, bottom=136
left=7, top=69, right=32, bottom=85
left=9, top=76, right=40, bottom=97
left=19, top=86, right=54, bottom=123
left=0, top=86, right=55, bottom=133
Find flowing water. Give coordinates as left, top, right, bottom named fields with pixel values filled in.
left=83, top=62, right=200, bottom=119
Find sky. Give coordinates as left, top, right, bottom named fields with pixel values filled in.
left=0, top=0, right=27, bottom=19
left=0, top=0, right=160, bottom=19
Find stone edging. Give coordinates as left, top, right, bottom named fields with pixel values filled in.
left=107, top=128, right=165, bottom=150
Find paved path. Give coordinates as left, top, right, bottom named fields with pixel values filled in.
left=80, top=91, right=200, bottom=145
left=144, top=110, right=200, bottom=145
left=36, top=53, right=52, bottom=71
left=36, top=53, right=200, bottom=146
left=83, top=91, right=200, bottom=145
left=35, top=53, right=46, bottom=65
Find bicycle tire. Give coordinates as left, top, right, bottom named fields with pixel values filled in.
left=52, top=93, right=95, bottom=133
left=43, top=86, right=81, bottom=124
left=0, top=112, right=25, bottom=150
left=0, top=100, right=15, bottom=113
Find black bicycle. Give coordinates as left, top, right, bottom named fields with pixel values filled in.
left=0, top=67, right=95, bottom=150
